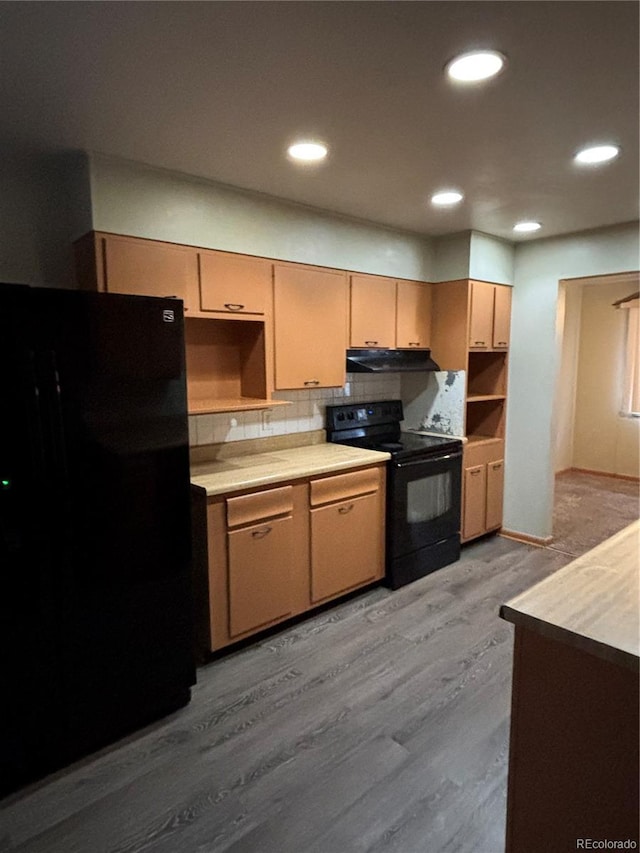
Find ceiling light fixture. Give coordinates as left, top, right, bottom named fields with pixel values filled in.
left=287, top=141, right=328, bottom=163
left=446, top=50, right=506, bottom=83
left=513, top=221, right=542, bottom=233
left=431, top=190, right=464, bottom=206
left=573, top=144, right=620, bottom=165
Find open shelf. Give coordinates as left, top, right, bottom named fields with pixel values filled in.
left=466, top=394, right=507, bottom=403
left=465, top=397, right=506, bottom=440
left=467, top=350, right=507, bottom=397
left=185, top=317, right=279, bottom=415
left=189, top=398, right=291, bottom=415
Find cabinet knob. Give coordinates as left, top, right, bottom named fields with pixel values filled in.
left=251, top=526, right=272, bottom=539
left=224, top=303, right=245, bottom=311
left=365, top=341, right=378, bottom=346
left=304, top=379, right=320, bottom=386
left=338, top=503, right=354, bottom=514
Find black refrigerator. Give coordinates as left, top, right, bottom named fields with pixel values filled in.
left=0, top=283, right=196, bottom=797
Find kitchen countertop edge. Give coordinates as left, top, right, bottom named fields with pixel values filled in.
left=500, top=520, right=640, bottom=672
left=190, top=444, right=391, bottom=497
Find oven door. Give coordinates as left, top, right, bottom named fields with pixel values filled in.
left=387, top=449, right=462, bottom=560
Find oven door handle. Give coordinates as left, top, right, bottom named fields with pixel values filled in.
left=394, top=450, right=462, bottom=468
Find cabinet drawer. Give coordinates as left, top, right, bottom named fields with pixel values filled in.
left=310, top=467, right=381, bottom=507
left=227, top=485, right=293, bottom=528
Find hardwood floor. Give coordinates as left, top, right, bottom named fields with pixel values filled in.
left=0, top=536, right=574, bottom=853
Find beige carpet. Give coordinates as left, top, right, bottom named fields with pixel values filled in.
left=550, top=469, right=639, bottom=556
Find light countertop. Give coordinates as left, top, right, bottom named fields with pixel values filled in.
left=191, top=443, right=390, bottom=497
left=500, top=520, right=640, bottom=671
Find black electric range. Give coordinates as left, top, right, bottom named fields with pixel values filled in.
left=326, top=400, right=463, bottom=589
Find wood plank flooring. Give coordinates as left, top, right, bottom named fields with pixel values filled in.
left=0, top=536, right=574, bottom=853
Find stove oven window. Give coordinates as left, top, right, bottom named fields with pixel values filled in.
left=407, top=471, right=452, bottom=523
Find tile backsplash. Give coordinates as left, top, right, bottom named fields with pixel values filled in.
left=188, top=373, right=402, bottom=446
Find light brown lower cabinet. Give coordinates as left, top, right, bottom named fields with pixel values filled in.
left=310, top=467, right=384, bottom=603
left=228, top=515, right=294, bottom=637
left=462, top=440, right=505, bottom=542
left=192, top=464, right=386, bottom=653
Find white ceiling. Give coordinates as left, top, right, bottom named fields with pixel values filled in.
left=1, top=1, right=638, bottom=241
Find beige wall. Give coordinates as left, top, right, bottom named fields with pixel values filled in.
left=553, top=283, right=583, bottom=472
left=571, top=279, right=639, bottom=477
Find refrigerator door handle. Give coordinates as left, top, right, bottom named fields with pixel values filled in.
left=38, top=350, right=69, bottom=485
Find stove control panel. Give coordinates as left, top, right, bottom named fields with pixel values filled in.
left=325, top=400, right=403, bottom=431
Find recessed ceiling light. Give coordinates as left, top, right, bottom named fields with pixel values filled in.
left=446, top=50, right=506, bottom=83
left=431, top=190, right=464, bottom=206
left=513, top=221, right=542, bottom=233
left=287, top=141, right=328, bottom=163
left=574, top=144, right=620, bottom=165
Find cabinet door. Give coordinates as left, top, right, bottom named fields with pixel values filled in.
left=227, top=515, right=293, bottom=637
left=468, top=281, right=495, bottom=349
left=492, top=286, right=512, bottom=349
left=349, top=275, right=396, bottom=348
left=463, top=464, right=486, bottom=540
left=485, top=459, right=504, bottom=531
left=310, top=493, right=380, bottom=603
left=199, top=250, right=270, bottom=315
left=396, top=280, right=432, bottom=349
left=273, top=265, right=347, bottom=389
left=102, top=234, right=198, bottom=310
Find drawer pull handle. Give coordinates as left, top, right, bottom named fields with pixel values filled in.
left=496, top=341, right=507, bottom=346
left=304, top=379, right=320, bottom=386
left=470, top=469, right=481, bottom=476
left=474, top=340, right=485, bottom=345
left=338, top=503, right=354, bottom=514
left=224, top=303, right=245, bottom=311
left=492, top=463, right=503, bottom=470
left=365, top=340, right=378, bottom=346
left=408, top=341, right=420, bottom=346
left=251, top=526, right=272, bottom=539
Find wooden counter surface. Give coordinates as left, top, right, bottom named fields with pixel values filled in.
left=191, top=443, right=391, bottom=497
left=500, top=520, right=639, bottom=671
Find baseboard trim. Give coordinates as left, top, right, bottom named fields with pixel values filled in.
left=499, top=529, right=554, bottom=548
left=565, top=467, right=640, bottom=483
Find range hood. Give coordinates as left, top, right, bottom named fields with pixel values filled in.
left=346, top=348, right=441, bottom=373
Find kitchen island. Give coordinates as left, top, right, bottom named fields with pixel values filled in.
left=500, top=521, right=639, bottom=852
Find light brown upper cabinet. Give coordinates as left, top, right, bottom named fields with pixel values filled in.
left=349, top=274, right=432, bottom=349
left=273, top=264, right=348, bottom=389
left=469, top=280, right=512, bottom=350
left=492, top=285, right=512, bottom=349
left=396, top=280, right=432, bottom=349
left=198, top=250, right=270, bottom=316
left=75, top=232, right=199, bottom=311
left=349, top=275, right=396, bottom=348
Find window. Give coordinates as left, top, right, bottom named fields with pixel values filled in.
left=620, top=297, right=640, bottom=416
